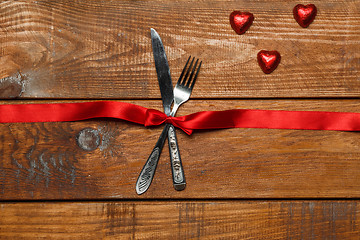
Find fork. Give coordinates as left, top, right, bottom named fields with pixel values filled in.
left=168, top=57, right=202, bottom=190
left=136, top=56, right=201, bottom=195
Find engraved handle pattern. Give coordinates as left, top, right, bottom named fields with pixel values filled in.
left=168, top=124, right=186, bottom=191
left=136, top=147, right=160, bottom=194
left=136, top=125, right=169, bottom=195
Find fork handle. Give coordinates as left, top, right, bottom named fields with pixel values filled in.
left=167, top=124, right=186, bottom=191
left=136, top=124, right=170, bottom=195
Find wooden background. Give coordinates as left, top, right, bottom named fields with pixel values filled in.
left=0, top=0, right=359, bottom=238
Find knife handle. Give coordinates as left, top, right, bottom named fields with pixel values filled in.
left=167, top=124, right=186, bottom=191
left=136, top=124, right=170, bottom=195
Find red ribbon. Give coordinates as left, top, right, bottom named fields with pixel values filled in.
left=1, top=101, right=360, bottom=135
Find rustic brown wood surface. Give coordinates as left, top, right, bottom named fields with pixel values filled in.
left=1, top=99, right=360, bottom=200
left=1, top=0, right=360, bottom=238
left=1, top=201, right=360, bottom=239
left=0, top=0, right=359, bottom=99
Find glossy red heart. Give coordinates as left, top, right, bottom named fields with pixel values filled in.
left=293, top=4, right=317, bottom=28
left=229, top=11, right=254, bottom=35
left=257, top=50, right=281, bottom=74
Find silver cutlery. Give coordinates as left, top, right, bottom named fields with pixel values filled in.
left=135, top=28, right=173, bottom=195
left=168, top=56, right=201, bottom=190
left=135, top=28, right=201, bottom=195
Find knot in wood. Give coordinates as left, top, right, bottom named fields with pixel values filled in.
left=76, top=128, right=100, bottom=151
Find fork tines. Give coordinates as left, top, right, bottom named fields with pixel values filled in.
left=178, top=56, right=202, bottom=89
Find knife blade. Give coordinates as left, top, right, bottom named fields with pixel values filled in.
left=151, top=28, right=173, bottom=115
left=135, top=28, right=174, bottom=195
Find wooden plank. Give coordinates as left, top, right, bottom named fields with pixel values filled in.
left=1, top=99, right=360, bottom=199
left=1, top=201, right=360, bottom=239
left=0, top=0, right=358, bottom=98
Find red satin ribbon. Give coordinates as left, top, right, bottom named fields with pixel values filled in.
left=1, top=101, right=360, bottom=135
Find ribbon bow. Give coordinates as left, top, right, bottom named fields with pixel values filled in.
left=144, top=109, right=187, bottom=134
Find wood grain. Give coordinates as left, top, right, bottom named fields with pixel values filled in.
left=1, top=201, right=360, bottom=239
left=0, top=0, right=359, bottom=98
left=2, top=99, right=360, bottom=199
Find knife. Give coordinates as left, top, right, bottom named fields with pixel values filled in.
left=136, top=28, right=177, bottom=195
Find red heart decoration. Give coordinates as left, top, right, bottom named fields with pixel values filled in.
left=257, top=50, right=281, bottom=74
left=229, top=11, right=254, bottom=35
left=293, top=4, right=317, bottom=28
